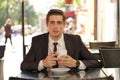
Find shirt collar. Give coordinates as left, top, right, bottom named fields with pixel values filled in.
left=49, top=34, right=64, bottom=46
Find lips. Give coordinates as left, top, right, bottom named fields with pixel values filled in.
left=53, top=30, right=58, bottom=34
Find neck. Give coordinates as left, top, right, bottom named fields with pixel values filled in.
left=50, top=34, right=62, bottom=41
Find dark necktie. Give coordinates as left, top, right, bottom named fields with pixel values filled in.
left=53, top=42, right=58, bottom=52
left=53, top=42, right=58, bottom=68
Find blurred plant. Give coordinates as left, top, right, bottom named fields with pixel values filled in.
left=54, top=0, right=86, bottom=11
left=0, top=0, right=38, bottom=28
left=0, top=0, right=7, bottom=28
left=74, top=0, right=81, bottom=7
left=54, top=0, right=70, bottom=11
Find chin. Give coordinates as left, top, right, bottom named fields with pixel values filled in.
left=54, top=35, right=59, bottom=37
left=53, top=34, right=59, bottom=37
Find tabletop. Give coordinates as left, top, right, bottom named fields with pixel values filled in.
left=102, top=68, right=120, bottom=80
left=15, top=68, right=113, bottom=80
left=88, top=49, right=99, bottom=54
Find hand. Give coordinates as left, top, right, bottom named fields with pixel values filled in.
left=58, top=55, right=77, bottom=68
left=43, top=52, right=58, bottom=68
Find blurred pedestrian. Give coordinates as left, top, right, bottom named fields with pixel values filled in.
left=4, top=18, right=13, bottom=46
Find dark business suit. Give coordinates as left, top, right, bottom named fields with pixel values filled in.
left=21, top=33, right=103, bottom=72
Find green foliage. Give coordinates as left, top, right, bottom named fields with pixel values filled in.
left=54, top=0, right=82, bottom=11
left=54, top=0, right=70, bottom=11
left=0, top=0, right=38, bottom=28
left=0, top=0, right=7, bottom=28
left=74, top=0, right=81, bottom=7
left=55, top=0, right=65, bottom=8
left=24, top=3, right=38, bottom=26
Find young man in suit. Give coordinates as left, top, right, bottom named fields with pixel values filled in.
left=21, top=9, right=103, bottom=72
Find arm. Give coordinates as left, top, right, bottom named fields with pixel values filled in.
left=20, top=37, right=41, bottom=72
left=77, top=36, right=103, bottom=69
left=64, top=34, right=103, bottom=69
left=20, top=44, right=39, bottom=72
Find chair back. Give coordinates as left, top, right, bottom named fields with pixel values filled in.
left=9, top=77, right=33, bottom=80
left=0, top=45, right=5, bottom=58
left=99, top=48, right=120, bottom=68
left=89, top=41, right=116, bottom=49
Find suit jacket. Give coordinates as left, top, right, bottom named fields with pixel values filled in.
left=21, top=33, right=103, bottom=72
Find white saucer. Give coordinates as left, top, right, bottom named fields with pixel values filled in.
left=50, top=68, right=70, bottom=74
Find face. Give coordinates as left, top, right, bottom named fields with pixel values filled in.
left=46, top=15, right=66, bottom=41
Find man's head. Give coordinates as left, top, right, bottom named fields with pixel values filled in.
left=46, top=9, right=66, bottom=24
left=46, top=9, right=66, bottom=41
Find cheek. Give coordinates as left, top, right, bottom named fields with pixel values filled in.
left=59, top=25, right=65, bottom=30
left=47, top=26, right=52, bottom=31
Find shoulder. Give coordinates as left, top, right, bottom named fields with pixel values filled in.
left=32, top=33, right=48, bottom=40
left=64, top=33, right=81, bottom=40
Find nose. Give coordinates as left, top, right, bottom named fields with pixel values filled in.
left=53, top=23, right=58, bottom=28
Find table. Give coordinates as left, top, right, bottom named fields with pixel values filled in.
left=89, top=49, right=99, bottom=54
left=102, top=68, right=120, bottom=80
left=15, top=68, right=113, bottom=80
left=88, top=49, right=101, bottom=60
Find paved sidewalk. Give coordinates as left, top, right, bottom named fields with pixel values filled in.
left=1, top=34, right=23, bottom=80
left=0, top=33, right=34, bottom=80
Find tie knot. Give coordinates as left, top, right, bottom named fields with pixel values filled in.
left=53, top=42, right=58, bottom=46
left=53, top=42, right=58, bottom=52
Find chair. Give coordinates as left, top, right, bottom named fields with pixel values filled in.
left=89, top=41, right=116, bottom=49
left=9, top=77, right=34, bottom=80
left=0, top=45, right=5, bottom=59
left=89, top=41, right=116, bottom=60
left=99, top=48, right=120, bottom=68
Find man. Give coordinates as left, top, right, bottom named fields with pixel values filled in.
left=21, top=9, right=103, bottom=72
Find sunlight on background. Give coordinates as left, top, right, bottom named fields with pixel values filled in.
left=29, top=0, right=55, bottom=13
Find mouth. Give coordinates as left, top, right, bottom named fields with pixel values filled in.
left=53, top=31, right=59, bottom=34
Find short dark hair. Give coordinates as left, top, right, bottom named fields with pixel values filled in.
left=46, top=9, right=66, bottom=23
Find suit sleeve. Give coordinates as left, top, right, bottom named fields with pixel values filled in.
left=77, top=36, right=103, bottom=69
left=20, top=37, right=40, bottom=72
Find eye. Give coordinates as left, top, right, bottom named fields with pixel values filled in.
left=49, top=21, right=55, bottom=25
left=57, top=21, right=62, bottom=25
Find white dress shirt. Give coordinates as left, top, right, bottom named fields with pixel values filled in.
left=38, top=34, right=86, bottom=71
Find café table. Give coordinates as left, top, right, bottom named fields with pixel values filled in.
left=102, top=68, right=120, bottom=80
left=11, top=68, right=114, bottom=80
left=88, top=49, right=101, bottom=60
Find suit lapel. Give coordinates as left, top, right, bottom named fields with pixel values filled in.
left=64, top=34, right=72, bottom=56
left=42, top=33, right=73, bottom=58
left=41, top=33, right=49, bottom=58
